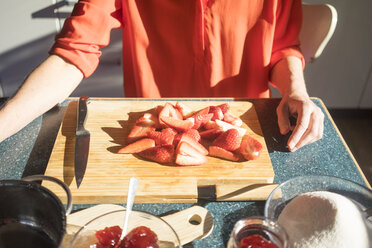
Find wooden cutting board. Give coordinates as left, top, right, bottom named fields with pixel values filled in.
left=43, top=98, right=275, bottom=204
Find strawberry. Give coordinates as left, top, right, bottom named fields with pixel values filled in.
left=175, top=102, right=194, bottom=119
left=127, top=125, right=155, bottom=143
left=176, top=134, right=208, bottom=155
left=135, top=113, right=160, bottom=128
left=191, top=113, right=213, bottom=130
left=240, top=135, right=263, bottom=160
left=155, top=105, right=163, bottom=115
left=183, top=129, right=201, bottom=142
left=203, top=120, right=218, bottom=130
left=160, top=103, right=182, bottom=119
left=196, top=106, right=210, bottom=115
left=209, top=146, right=239, bottom=162
left=223, top=112, right=243, bottom=127
left=138, top=145, right=175, bottom=164
left=118, top=138, right=155, bottom=154
left=215, top=119, right=247, bottom=136
left=208, top=106, right=224, bottom=121
left=212, top=129, right=242, bottom=151
left=175, top=142, right=207, bottom=166
left=175, top=154, right=208, bottom=166
left=148, top=128, right=177, bottom=145
left=173, top=129, right=201, bottom=147
left=218, top=103, right=230, bottom=114
left=199, top=127, right=224, bottom=140
left=160, top=116, right=194, bottom=132
left=158, top=103, right=183, bottom=128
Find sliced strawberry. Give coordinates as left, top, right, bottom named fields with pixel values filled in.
left=127, top=125, right=155, bottom=143
left=208, top=106, right=224, bottom=121
left=215, top=119, right=247, bottom=136
left=223, top=112, right=243, bottom=127
left=212, top=129, right=242, bottom=151
left=209, top=146, right=239, bottom=161
left=196, top=106, right=210, bottom=116
left=135, top=113, right=160, bottom=128
left=160, top=116, right=194, bottom=132
left=199, top=127, right=224, bottom=140
left=183, top=129, right=201, bottom=142
left=175, top=154, right=207, bottom=166
left=158, top=103, right=183, bottom=127
left=175, top=102, right=194, bottom=119
left=191, top=113, right=213, bottom=130
left=218, top=103, right=230, bottom=114
left=148, top=128, right=177, bottom=145
left=155, top=105, right=163, bottom=115
left=138, top=145, right=174, bottom=164
left=176, top=134, right=208, bottom=155
left=118, top=138, right=155, bottom=154
left=240, top=135, right=263, bottom=160
left=204, top=120, right=218, bottom=130
left=175, top=141, right=207, bottom=166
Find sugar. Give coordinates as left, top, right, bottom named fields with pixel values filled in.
left=278, top=191, right=369, bottom=248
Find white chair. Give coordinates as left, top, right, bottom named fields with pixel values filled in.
left=299, top=3, right=338, bottom=63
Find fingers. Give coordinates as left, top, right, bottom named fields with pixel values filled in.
left=276, top=102, right=291, bottom=135
left=288, top=105, right=324, bottom=152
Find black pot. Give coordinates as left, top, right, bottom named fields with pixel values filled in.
left=0, top=175, right=72, bottom=248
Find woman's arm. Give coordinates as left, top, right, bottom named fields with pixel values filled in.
left=270, top=56, right=324, bottom=152
left=0, top=55, right=83, bottom=142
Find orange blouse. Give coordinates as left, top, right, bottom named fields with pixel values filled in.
left=50, top=0, right=304, bottom=98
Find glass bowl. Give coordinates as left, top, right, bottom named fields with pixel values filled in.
left=264, top=175, right=372, bottom=220
left=68, top=209, right=181, bottom=248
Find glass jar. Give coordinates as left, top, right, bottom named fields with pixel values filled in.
left=227, top=216, right=289, bottom=248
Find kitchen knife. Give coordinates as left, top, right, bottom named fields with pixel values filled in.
left=75, top=96, right=90, bottom=188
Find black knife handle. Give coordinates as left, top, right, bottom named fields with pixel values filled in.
left=77, top=96, right=89, bottom=128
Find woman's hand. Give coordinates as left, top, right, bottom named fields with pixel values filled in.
left=276, top=92, right=324, bottom=152
left=270, top=56, right=324, bottom=152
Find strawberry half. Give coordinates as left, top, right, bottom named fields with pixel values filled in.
left=209, top=146, right=239, bottom=162
left=240, top=135, right=263, bottom=160
left=218, top=103, right=230, bottom=114
left=175, top=142, right=207, bottom=166
left=199, top=127, right=224, bottom=140
left=135, top=113, right=160, bottom=128
left=212, top=129, right=242, bottom=151
left=148, top=128, right=177, bottom=145
left=223, top=112, right=243, bottom=127
left=158, top=103, right=183, bottom=127
left=174, top=129, right=201, bottom=146
left=176, top=134, right=208, bottom=155
left=208, top=106, right=224, bottom=121
left=191, top=113, right=213, bottom=130
left=127, top=125, right=155, bottom=143
left=160, top=116, right=194, bottom=132
left=175, top=102, right=194, bottom=119
left=118, top=138, right=155, bottom=154
left=215, top=119, right=247, bottom=136
left=138, top=145, right=175, bottom=164
left=175, top=154, right=208, bottom=166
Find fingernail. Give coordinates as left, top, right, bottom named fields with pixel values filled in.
left=288, top=142, right=295, bottom=151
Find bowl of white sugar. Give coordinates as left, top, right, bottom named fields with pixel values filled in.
left=264, top=175, right=372, bottom=248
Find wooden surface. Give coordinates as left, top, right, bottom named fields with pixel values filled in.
left=62, top=204, right=214, bottom=247
left=43, top=99, right=274, bottom=203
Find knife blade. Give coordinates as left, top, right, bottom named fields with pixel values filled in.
left=75, top=96, right=90, bottom=188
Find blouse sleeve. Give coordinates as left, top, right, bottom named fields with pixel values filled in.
left=49, top=0, right=123, bottom=77
left=269, top=0, right=305, bottom=69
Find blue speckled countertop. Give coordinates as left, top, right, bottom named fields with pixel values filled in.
left=0, top=98, right=368, bottom=247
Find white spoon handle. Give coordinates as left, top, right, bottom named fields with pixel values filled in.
left=120, top=177, right=138, bottom=241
